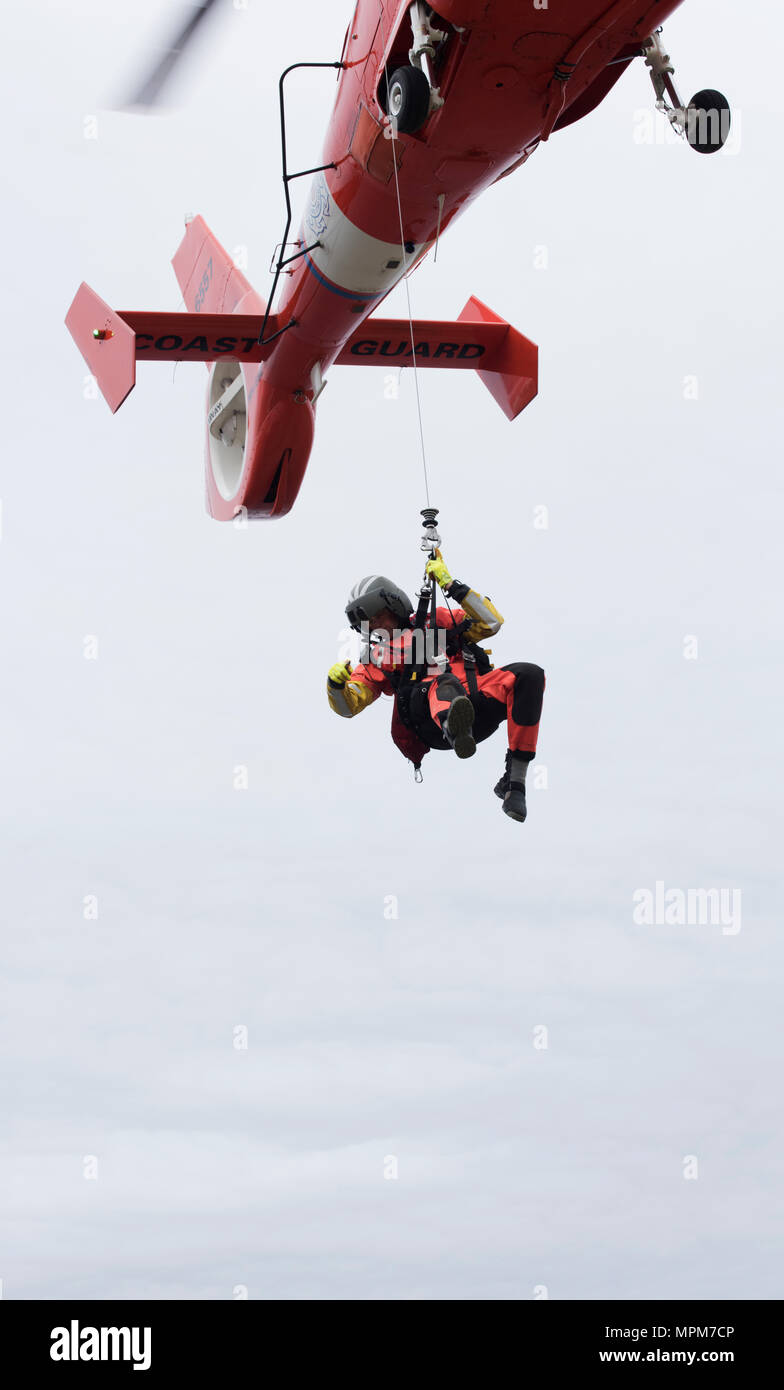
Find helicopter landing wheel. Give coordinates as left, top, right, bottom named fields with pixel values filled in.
left=384, top=65, right=432, bottom=134
left=686, top=88, right=731, bottom=153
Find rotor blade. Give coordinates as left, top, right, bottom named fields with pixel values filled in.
left=124, top=0, right=222, bottom=109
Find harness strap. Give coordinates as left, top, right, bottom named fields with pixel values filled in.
left=462, top=647, right=479, bottom=698
left=405, top=579, right=434, bottom=690
left=430, top=571, right=438, bottom=640
left=413, top=581, right=431, bottom=631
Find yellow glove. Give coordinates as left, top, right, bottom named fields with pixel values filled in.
left=426, top=550, right=453, bottom=590
left=328, top=660, right=353, bottom=687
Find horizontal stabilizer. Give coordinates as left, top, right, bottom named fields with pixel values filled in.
left=64, top=283, right=281, bottom=411
left=65, top=283, right=536, bottom=422
left=335, top=296, right=538, bottom=420
left=117, top=311, right=280, bottom=359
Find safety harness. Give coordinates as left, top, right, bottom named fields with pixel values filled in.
left=390, top=508, right=492, bottom=778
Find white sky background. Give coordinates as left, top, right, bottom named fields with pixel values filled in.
left=1, top=0, right=781, bottom=1299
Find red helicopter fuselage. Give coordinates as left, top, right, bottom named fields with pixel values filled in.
left=68, top=0, right=691, bottom=520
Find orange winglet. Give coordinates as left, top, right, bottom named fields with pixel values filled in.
left=457, top=296, right=538, bottom=421
left=65, top=283, right=136, bottom=414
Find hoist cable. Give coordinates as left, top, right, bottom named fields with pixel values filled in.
left=379, top=4, right=432, bottom=509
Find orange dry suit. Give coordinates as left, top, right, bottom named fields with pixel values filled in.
left=327, top=580, right=545, bottom=770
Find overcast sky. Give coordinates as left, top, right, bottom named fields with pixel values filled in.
left=1, top=0, right=781, bottom=1300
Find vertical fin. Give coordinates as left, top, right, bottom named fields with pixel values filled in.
left=171, top=215, right=259, bottom=316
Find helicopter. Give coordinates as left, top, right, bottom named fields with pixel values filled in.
left=65, top=0, right=730, bottom=520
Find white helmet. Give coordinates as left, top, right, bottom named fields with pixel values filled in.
left=345, top=576, right=413, bottom=630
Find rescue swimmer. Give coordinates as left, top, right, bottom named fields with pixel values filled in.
left=327, top=553, right=545, bottom=822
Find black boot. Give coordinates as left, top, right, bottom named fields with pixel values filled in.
left=495, top=751, right=529, bottom=821
left=444, top=695, right=476, bottom=759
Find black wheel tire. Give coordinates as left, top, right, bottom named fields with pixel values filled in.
left=384, top=65, right=432, bottom=134
left=686, top=88, right=731, bottom=154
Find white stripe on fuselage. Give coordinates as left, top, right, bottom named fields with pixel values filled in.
left=302, top=171, right=428, bottom=297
